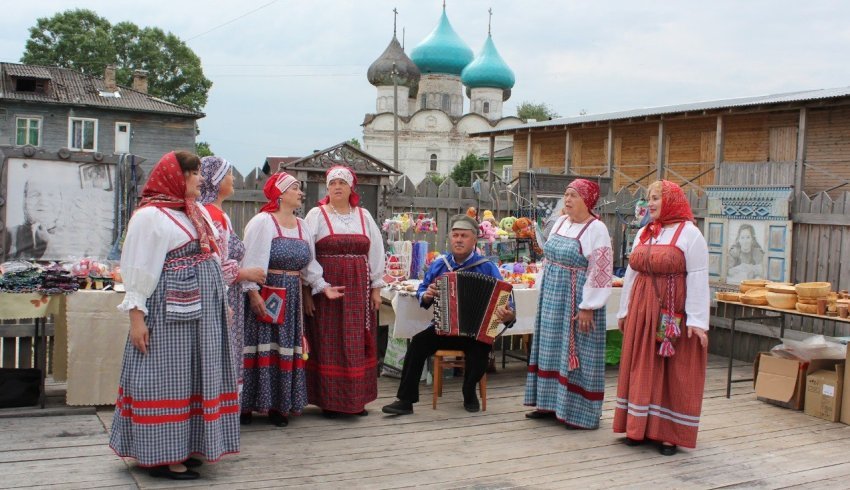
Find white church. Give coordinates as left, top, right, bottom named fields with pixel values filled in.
left=362, top=6, right=522, bottom=185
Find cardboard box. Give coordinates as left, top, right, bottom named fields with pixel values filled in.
left=804, top=365, right=844, bottom=422
left=753, top=352, right=843, bottom=410
left=840, top=344, right=850, bottom=424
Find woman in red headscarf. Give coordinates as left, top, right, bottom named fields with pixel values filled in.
left=109, top=151, right=239, bottom=480
left=239, top=172, right=344, bottom=427
left=523, top=178, right=613, bottom=429
left=304, top=165, right=386, bottom=417
left=614, top=180, right=709, bottom=456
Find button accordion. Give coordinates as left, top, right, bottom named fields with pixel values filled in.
left=432, top=272, right=513, bottom=345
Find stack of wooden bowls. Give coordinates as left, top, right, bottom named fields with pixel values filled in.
left=740, top=279, right=768, bottom=293
left=795, top=282, right=831, bottom=314
left=742, top=288, right=768, bottom=306
left=715, top=291, right=741, bottom=302
left=765, top=283, right=797, bottom=309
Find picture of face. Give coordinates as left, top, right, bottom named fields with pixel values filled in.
left=726, top=222, right=766, bottom=284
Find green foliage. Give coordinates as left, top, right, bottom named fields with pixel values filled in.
left=195, top=141, right=213, bottom=157
left=516, top=101, right=560, bottom=122
left=449, top=153, right=485, bottom=187
left=21, top=9, right=211, bottom=111
left=428, top=173, right=446, bottom=186
left=347, top=138, right=362, bottom=149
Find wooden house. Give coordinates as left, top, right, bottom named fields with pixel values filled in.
left=471, top=87, right=850, bottom=197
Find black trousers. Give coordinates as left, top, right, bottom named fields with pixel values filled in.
left=396, top=326, right=491, bottom=404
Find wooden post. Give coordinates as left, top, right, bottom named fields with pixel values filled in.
left=656, top=120, right=666, bottom=180
left=488, top=135, right=495, bottom=188
left=606, top=124, right=615, bottom=178
left=526, top=131, right=533, bottom=170
left=564, top=129, right=572, bottom=175
left=794, top=107, right=808, bottom=201
left=714, top=115, right=725, bottom=184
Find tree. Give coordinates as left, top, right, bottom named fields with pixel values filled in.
left=21, top=9, right=212, bottom=111
left=428, top=173, right=446, bottom=186
left=195, top=141, right=213, bottom=157
left=516, top=101, right=560, bottom=122
left=450, top=153, right=486, bottom=187
left=347, top=138, right=362, bottom=149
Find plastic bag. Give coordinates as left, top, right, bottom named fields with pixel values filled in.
left=769, top=335, right=846, bottom=362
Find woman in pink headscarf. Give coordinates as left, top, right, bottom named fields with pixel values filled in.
left=239, top=172, right=343, bottom=427
left=523, top=178, right=613, bottom=429
left=304, top=165, right=386, bottom=417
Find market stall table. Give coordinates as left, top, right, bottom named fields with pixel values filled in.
left=717, top=299, right=850, bottom=399
left=0, top=292, right=64, bottom=408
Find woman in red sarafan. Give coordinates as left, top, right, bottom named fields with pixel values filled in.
left=304, top=166, right=386, bottom=417
left=613, top=180, right=710, bottom=456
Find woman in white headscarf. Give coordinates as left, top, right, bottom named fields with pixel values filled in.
left=304, top=165, right=385, bottom=417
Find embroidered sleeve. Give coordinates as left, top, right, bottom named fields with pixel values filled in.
left=578, top=222, right=613, bottom=310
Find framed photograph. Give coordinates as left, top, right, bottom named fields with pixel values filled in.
left=79, top=163, right=113, bottom=191
left=709, top=251, right=723, bottom=277
left=725, top=221, right=767, bottom=284
left=768, top=225, right=786, bottom=252
left=708, top=222, right=724, bottom=247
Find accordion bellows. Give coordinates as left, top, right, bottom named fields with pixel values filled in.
left=433, top=272, right=513, bottom=345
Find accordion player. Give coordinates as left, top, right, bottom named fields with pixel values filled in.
left=432, top=272, right=513, bottom=345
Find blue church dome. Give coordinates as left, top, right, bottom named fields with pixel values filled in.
left=461, top=35, right=515, bottom=90
left=410, top=9, right=474, bottom=76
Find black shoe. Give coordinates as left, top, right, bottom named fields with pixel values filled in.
left=182, top=457, right=203, bottom=468
left=463, top=393, right=481, bottom=413
left=659, top=444, right=678, bottom=456
left=624, top=437, right=644, bottom=447
left=149, top=465, right=200, bottom=480
left=240, top=413, right=253, bottom=425
left=268, top=411, right=289, bottom=427
left=525, top=410, right=554, bottom=419
left=381, top=400, right=413, bottom=415
left=321, top=409, right=339, bottom=419
left=357, top=409, right=369, bottom=416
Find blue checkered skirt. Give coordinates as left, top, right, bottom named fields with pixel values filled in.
left=524, top=233, right=606, bottom=429
left=109, top=240, right=240, bottom=467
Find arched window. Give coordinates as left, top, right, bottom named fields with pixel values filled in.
left=441, top=94, right=450, bottom=112
left=430, top=154, right=438, bottom=171
left=420, top=94, right=427, bottom=109
left=483, top=101, right=490, bottom=114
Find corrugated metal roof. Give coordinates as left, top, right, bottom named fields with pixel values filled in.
left=471, top=86, right=850, bottom=136
left=5, top=64, right=52, bottom=79
left=0, top=62, right=203, bottom=117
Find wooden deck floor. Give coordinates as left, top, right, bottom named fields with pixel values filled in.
left=3, top=355, right=850, bottom=489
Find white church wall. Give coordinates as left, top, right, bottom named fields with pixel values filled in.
left=457, top=113, right=492, bottom=134
left=375, top=86, right=411, bottom=116
left=409, top=110, right=453, bottom=132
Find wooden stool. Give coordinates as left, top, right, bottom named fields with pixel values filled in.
left=432, top=350, right=487, bottom=411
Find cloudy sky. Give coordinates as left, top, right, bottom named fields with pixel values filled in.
left=2, top=1, right=850, bottom=174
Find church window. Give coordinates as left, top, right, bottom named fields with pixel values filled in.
left=421, top=94, right=427, bottom=109
left=430, top=154, right=437, bottom=171
left=483, top=101, right=490, bottom=114
left=441, top=94, right=450, bottom=112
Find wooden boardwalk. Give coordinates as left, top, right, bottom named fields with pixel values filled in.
left=3, top=355, right=850, bottom=489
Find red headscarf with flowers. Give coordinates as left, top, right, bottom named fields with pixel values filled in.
left=260, top=171, right=299, bottom=213
left=138, top=151, right=216, bottom=254
left=640, top=180, right=695, bottom=242
left=567, top=178, right=601, bottom=218
left=317, top=165, right=360, bottom=207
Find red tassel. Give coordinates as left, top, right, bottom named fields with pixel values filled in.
left=658, top=339, right=675, bottom=357
left=569, top=353, right=580, bottom=371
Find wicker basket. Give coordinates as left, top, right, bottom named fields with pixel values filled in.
left=741, top=288, right=768, bottom=306
left=766, top=283, right=796, bottom=294
left=766, top=291, right=797, bottom=309
left=716, top=292, right=741, bottom=302
left=795, top=282, right=831, bottom=298
left=796, top=302, right=818, bottom=314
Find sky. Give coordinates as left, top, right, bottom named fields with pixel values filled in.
left=3, top=1, right=850, bottom=174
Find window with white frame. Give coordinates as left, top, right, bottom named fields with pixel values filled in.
left=16, top=117, right=41, bottom=146
left=69, top=117, right=98, bottom=151
left=430, top=154, right=438, bottom=172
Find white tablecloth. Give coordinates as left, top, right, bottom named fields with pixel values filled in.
left=383, top=282, right=622, bottom=339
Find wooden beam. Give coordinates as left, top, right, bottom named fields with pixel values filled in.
left=606, top=124, right=615, bottom=178
left=793, top=212, right=850, bottom=226
left=794, top=107, right=808, bottom=201
left=656, top=120, right=666, bottom=180
left=714, top=115, right=725, bottom=184
left=564, top=129, right=572, bottom=175
left=526, top=132, right=532, bottom=169
left=487, top=136, right=495, bottom=188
